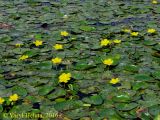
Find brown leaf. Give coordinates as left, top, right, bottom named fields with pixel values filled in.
left=0, top=23, right=12, bottom=29
left=136, top=107, right=148, bottom=117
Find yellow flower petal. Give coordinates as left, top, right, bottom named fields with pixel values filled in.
left=9, top=94, right=19, bottom=102
left=147, top=28, right=156, bottom=33
left=123, top=29, right=131, bottom=33
left=61, top=31, right=69, bottom=36
left=53, top=44, right=63, bottom=50
left=19, top=55, right=29, bottom=60
left=103, top=59, right=113, bottom=65
left=15, top=43, right=23, bottom=47
left=113, top=39, right=121, bottom=44
left=100, top=39, right=111, bottom=47
left=33, top=40, right=43, bottom=46
left=131, top=32, right=139, bottom=36
left=51, top=57, right=62, bottom=64
left=109, top=78, right=120, bottom=84
left=59, top=73, right=71, bottom=83
left=152, top=0, right=158, bottom=4
left=0, top=97, right=5, bottom=104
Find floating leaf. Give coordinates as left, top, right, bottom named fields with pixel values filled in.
left=115, top=103, right=138, bottom=111
left=82, top=95, right=103, bottom=105
left=153, top=44, right=160, bottom=51
left=54, top=100, right=83, bottom=111
left=10, top=104, right=32, bottom=113
left=0, top=105, right=3, bottom=113
left=55, top=98, right=66, bottom=102
left=152, top=71, right=160, bottom=79
left=0, top=35, right=12, bottom=42
left=24, top=50, right=39, bottom=57
left=113, top=94, right=131, bottom=102
left=143, top=40, right=157, bottom=46
left=47, top=88, right=66, bottom=100
left=124, top=65, right=139, bottom=72
left=35, top=34, right=42, bottom=39
left=149, top=105, right=160, bottom=116
left=80, top=26, right=95, bottom=32
left=65, top=108, right=89, bottom=119
left=132, top=81, right=148, bottom=90
left=12, top=86, right=27, bottom=97
left=37, top=61, right=52, bottom=70
left=138, top=99, right=160, bottom=108
left=134, top=74, right=153, bottom=81
left=38, top=85, right=54, bottom=96
left=154, top=114, right=160, bottom=120
left=75, top=61, right=95, bottom=70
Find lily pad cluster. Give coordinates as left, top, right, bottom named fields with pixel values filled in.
left=0, top=0, right=160, bottom=120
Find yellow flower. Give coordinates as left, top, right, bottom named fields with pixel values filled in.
left=19, top=55, right=29, bottom=60
left=61, top=31, right=69, bottom=36
left=53, top=44, right=63, bottom=50
left=52, top=57, right=62, bottom=64
left=9, top=94, right=19, bottom=102
left=147, top=28, right=156, bottom=33
left=59, top=73, right=71, bottom=83
left=131, top=32, right=139, bottom=36
left=100, top=39, right=111, bottom=47
left=15, top=43, right=23, bottom=47
left=110, top=78, right=120, bottom=84
left=123, top=29, right=131, bottom=33
left=152, top=0, right=158, bottom=4
left=0, top=97, right=5, bottom=104
left=103, top=58, right=113, bottom=65
left=113, top=39, right=121, bottom=44
left=33, top=40, right=43, bottom=46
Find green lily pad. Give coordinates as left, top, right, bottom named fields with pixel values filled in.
left=124, top=65, right=139, bottom=72
left=34, top=34, right=42, bottom=39
left=10, top=104, right=32, bottom=113
left=0, top=105, right=3, bottom=112
left=134, top=74, right=153, bottom=81
left=143, top=40, right=157, bottom=46
left=138, top=99, right=160, bottom=108
left=115, top=103, right=138, bottom=111
left=75, top=61, right=95, bottom=70
left=38, top=85, right=55, bottom=96
left=24, top=50, right=39, bottom=57
left=25, top=96, right=41, bottom=103
left=82, top=95, right=103, bottom=105
left=37, top=61, right=52, bottom=70
left=12, top=86, right=28, bottom=97
left=132, top=81, right=148, bottom=90
left=47, top=88, right=66, bottom=99
left=149, top=105, right=160, bottom=116
left=98, top=108, right=122, bottom=120
left=152, top=71, right=160, bottom=79
left=153, top=44, right=160, bottom=51
left=72, top=72, right=84, bottom=80
left=80, top=26, right=95, bottom=32
left=113, top=94, right=131, bottom=102
left=0, top=35, right=12, bottom=42
left=54, top=100, right=83, bottom=111
left=55, top=98, right=66, bottom=102
left=154, top=114, right=160, bottom=120
left=65, top=108, right=89, bottom=119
